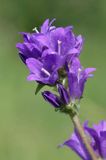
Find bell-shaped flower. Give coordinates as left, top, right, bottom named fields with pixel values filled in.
left=26, top=54, right=65, bottom=85
left=67, top=57, right=96, bottom=101
left=61, top=121, right=106, bottom=160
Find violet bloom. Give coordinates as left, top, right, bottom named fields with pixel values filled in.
left=61, top=121, right=106, bottom=160
left=16, top=19, right=83, bottom=85
left=16, top=19, right=56, bottom=63
left=67, top=57, right=96, bottom=101
left=26, top=54, right=64, bottom=85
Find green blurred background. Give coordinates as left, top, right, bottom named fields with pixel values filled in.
left=0, top=0, right=106, bottom=159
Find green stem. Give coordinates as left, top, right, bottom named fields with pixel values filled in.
left=69, top=114, right=98, bottom=160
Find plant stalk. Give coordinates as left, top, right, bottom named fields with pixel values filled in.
left=70, top=114, right=98, bottom=160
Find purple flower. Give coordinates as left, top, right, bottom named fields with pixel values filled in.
left=67, top=57, right=96, bottom=101
left=16, top=32, right=43, bottom=63
left=16, top=19, right=56, bottom=63
left=16, top=19, right=83, bottom=85
left=26, top=54, right=64, bottom=85
left=45, top=27, right=83, bottom=57
left=85, top=121, right=106, bottom=159
left=61, top=121, right=106, bottom=160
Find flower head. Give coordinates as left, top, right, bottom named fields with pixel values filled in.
left=61, top=121, right=106, bottom=160
left=16, top=19, right=83, bottom=85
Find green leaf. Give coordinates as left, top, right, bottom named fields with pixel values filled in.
left=35, top=83, right=44, bottom=95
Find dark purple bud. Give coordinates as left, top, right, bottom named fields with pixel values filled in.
left=42, top=91, right=61, bottom=108
left=57, top=83, right=70, bottom=105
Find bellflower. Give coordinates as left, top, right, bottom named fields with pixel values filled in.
left=67, top=57, right=96, bottom=101
left=61, top=121, right=106, bottom=160
left=16, top=19, right=56, bottom=63
left=26, top=54, right=65, bottom=84
left=16, top=19, right=83, bottom=85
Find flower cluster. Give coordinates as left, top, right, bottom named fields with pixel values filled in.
left=16, top=19, right=95, bottom=110
left=61, top=121, right=106, bottom=160
left=16, top=19, right=84, bottom=85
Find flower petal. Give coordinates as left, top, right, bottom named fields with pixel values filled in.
left=93, top=121, right=106, bottom=136
left=100, top=132, right=106, bottom=158
left=63, top=139, right=88, bottom=160
left=57, top=83, right=70, bottom=104
left=41, top=19, right=49, bottom=34
left=26, top=58, right=42, bottom=74
left=16, top=42, right=41, bottom=63
left=43, top=54, right=65, bottom=72
left=84, top=68, right=96, bottom=78
left=75, top=35, right=84, bottom=55
left=85, top=126, right=101, bottom=156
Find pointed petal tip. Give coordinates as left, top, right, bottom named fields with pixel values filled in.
left=27, top=74, right=36, bottom=81
left=16, top=43, right=21, bottom=48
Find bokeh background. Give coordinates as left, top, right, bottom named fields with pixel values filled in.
left=0, top=0, right=106, bottom=159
